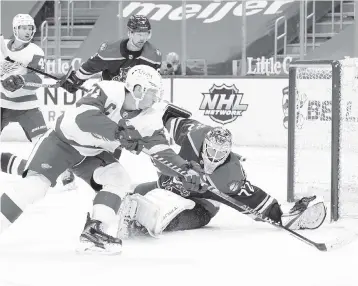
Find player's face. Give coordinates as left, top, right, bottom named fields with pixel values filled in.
left=133, top=85, right=161, bottom=109
left=205, top=147, right=228, bottom=162
left=202, top=139, right=231, bottom=174
left=129, top=31, right=150, bottom=49
left=166, top=61, right=179, bottom=72
left=16, top=25, right=35, bottom=42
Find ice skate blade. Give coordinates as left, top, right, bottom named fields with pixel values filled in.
left=76, top=241, right=122, bottom=255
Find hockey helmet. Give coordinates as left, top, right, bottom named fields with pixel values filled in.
left=127, top=15, right=151, bottom=33
left=13, top=14, right=36, bottom=43
left=202, top=127, right=232, bottom=174
left=125, top=65, right=163, bottom=109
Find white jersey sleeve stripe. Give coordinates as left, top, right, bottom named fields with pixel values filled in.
left=1, top=92, right=37, bottom=103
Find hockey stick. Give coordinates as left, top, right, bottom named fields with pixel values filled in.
left=3, top=57, right=89, bottom=91
left=0, top=34, right=88, bottom=91
left=144, top=151, right=350, bottom=252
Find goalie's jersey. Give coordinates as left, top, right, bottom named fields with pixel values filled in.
left=55, top=81, right=187, bottom=177
left=76, top=39, right=162, bottom=82
left=1, top=39, right=44, bottom=110
left=162, top=117, right=276, bottom=216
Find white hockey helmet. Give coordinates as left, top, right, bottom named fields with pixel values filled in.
left=125, top=65, right=163, bottom=109
left=202, top=127, right=232, bottom=174
left=13, top=14, right=36, bottom=43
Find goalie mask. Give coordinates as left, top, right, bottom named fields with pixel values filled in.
left=125, top=65, right=163, bottom=109
left=13, top=14, right=36, bottom=43
left=202, top=127, right=232, bottom=174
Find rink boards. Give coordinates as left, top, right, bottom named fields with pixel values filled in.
left=2, top=77, right=358, bottom=149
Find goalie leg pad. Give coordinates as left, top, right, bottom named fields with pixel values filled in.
left=165, top=200, right=214, bottom=231
left=164, top=198, right=220, bottom=231
left=121, top=189, right=195, bottom=237
left=117, top=193, right=161, bottom=238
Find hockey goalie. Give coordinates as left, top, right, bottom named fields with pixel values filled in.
left=116, top=105, right=327, bottom=238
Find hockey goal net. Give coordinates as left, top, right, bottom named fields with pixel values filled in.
left=287, top=58, right=358, bottom=221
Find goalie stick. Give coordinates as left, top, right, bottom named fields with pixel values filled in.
left=144, top=151, right=354, bottom=252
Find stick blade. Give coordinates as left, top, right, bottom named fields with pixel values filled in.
left=314, top=243, right=327, bottom=251
left=324, top=232, right=357, bottom=251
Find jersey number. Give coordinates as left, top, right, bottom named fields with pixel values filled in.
left=185, top=122, right=205, bottom=132
left=87, top=86, right=101, bottom=98
left=38, top=58, right=45, bottom=70
left=238, top=181, right=255, bottom=197
left=81, top=85, right=117, bottom=115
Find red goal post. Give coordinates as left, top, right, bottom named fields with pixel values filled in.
left=287, top=58, right=358, bottom=221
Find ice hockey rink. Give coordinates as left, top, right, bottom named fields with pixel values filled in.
left=1, top=139, right=358, bottom=286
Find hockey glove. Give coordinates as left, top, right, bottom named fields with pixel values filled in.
left=115, top=119, right=144, bottom=155
left=179, top=161, right=207, bottom=194
left=1, top=75, right=24, bottom=92
left=162, top=104, right=192, bottom=126
left=60, top=71, right=85, bottom=93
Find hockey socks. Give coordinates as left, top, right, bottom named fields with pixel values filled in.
left=0, top=152, right=26, bottom=175
left=0, top=173, right=50, bottom=233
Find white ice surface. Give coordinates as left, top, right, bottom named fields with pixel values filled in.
left=0, top=142, right=357, bottom=286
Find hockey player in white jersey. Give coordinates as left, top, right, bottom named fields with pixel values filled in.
left=0, top=65, right=203, bottom=254
left=0, top=14, right=75, bottom=190
left=0, top=14, right=46, bottom=140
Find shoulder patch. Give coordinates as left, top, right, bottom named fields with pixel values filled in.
left=97, top=40, right=123, bottom=59
left=156, top=49, right=161, bottom=56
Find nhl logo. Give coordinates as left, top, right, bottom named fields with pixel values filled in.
left=200, top=84, right=248, bottom=125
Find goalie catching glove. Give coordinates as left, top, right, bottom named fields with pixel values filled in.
left=1, top=75, right=24, bottom=92
left=281, top=196, right=326, bottom=230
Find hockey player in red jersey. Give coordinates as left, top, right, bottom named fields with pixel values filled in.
left=120, top=109, right=327, bottom=237
left=0, top=66, right=203, bottom=254
left=0, top=14, right=75, bottom=190
left=61, top=15, right=162, bottom=93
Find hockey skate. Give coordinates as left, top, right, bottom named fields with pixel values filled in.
left=282, top=196, right=327, bottom=230
left=77, top=213, right=122, bottom=255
